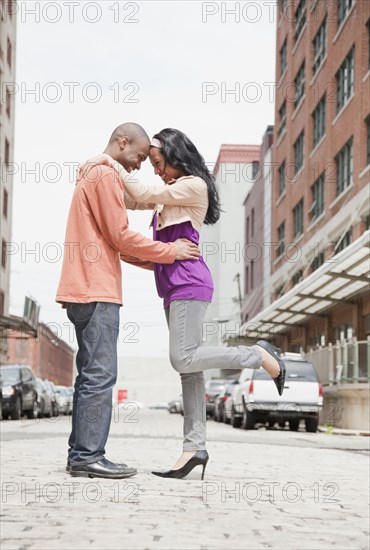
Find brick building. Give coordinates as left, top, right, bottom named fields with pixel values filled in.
left=241, top=0, right=370, bottom=429
left=264, top=0, right=370, bottom=349
left=6, top=319, right=75, bottom=386
left=242, top=126, right=274, bottom=322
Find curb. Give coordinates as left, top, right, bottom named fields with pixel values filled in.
left=318, top=426, right=370, bottom=437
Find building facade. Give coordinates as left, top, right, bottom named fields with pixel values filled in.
left=0, top=0, right=17, bottom=363
left=240, top=0, right=370, bottom=429
left=201, top=144, right=260, bottom=377
left=270, top=0, right=370, bottom=350
left=242, top=126, right=274, bottom=323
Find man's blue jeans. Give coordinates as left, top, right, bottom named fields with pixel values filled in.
left=66, top=302, right=120, bottom=465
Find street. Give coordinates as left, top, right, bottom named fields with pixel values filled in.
left=1, top=408, right=369, bottom=550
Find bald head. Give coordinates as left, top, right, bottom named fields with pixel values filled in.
left=109, top=122, right=150, bottom=145
left=104, top=122, right=151, bottom=172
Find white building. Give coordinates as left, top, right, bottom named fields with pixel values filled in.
left=0, top=0, right=17, bottom=363
left=200, top=144, right=260, bottom=377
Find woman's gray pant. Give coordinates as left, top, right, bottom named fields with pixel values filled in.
left=165, top=300, right=262, bottom=451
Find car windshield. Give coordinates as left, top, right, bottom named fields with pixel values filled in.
left=253, top=362, right=319, bottom=382
left=0, top=368, right=21, bottom=384
left=209, top=383, right=225, bottom=391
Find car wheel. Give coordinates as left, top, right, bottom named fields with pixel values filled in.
left=223, top=410, right=230, bottom=424
left=26, top=400, right=38, bottom=419
left=289, top=419, right=300, bottom=431
left=241, top=408, right=255, bottom=430
left=231, top=407, right=242, bottom=429
left=305, top=416, right=319, bottom=433
left=268, top=420, right=275, bottom=428
left=278, top=421, right=286, bottom=428
left=11, top=397, right=22, bottom=420
left=213, top=407, right=219, bottom=422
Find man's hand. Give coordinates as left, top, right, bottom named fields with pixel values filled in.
left=173, top=238, right=201, bottom=260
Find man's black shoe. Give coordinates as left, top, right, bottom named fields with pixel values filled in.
left=66, top=457, right=127, bottom=473
left=69, top=457, right=137, bottom=479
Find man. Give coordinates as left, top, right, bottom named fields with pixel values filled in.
left=56, top=123, right=200, bottom=479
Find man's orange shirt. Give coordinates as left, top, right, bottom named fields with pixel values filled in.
left=56, top=165, right=176, bottom=305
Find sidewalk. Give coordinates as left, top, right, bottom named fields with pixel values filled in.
left=1, top=409, right=369, bottom=550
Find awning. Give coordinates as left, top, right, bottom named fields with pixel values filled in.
left=242, top=230, right=370, bottom=338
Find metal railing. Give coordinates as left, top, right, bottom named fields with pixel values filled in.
left=305, top=337, right=370, bottom=385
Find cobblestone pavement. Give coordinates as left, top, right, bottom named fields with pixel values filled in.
left=1, top=408, right=369, bottom=550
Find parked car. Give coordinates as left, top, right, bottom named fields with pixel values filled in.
left=55, top=385, right=73, bottom=415
left=213, top=381, right=238, bottom=422
left=0, top=365, right=38, bottom=420
left=205, top=379, right=228, bottom=417
left=36, top=378, right=48, bottom=417
left=42, top=379, right=59, bottom=416
left=167, top=398, right=182, bottom=414
left=231, top=356, right=323, bottom=432
left=149, top=402, right=169, bottom=410
left=0, top=385, right=3, bottom=421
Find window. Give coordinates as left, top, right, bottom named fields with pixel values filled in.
left=312, top=252, right=324, bottom=271
left=280, top=38, right=287, bottom=76
left=246, top=216, right=249, bottom=244
left=335, top=323, right=353, bottom=342
left=251, top=208, right=255, bottom=237
left=4, top=138, right=10, bottom=166
left=278, top=101, right=287, bottom=136
left=276, top=285, right=285, bottom=298
left=280, top=0, right=288, bottom=16
left=366, top=115, right=370, bottom=166
left=336, top=46, right=354, bottom=113
left=251, top=161, right=260, bottom=180
left=293, top=199, right=304, bottom=238
left=292, top=270, right=303, bottom=286
left=310, top=173, right=325, bottom=220
left=22, top=369, right=33, bottom=382
left=3, top=189, right=8, bottom=218
left=294, top=0, right=306, bottom=42
left=335, top=137, right=353, bottom=195
left=337, top=0, right=353, bottom=28
left=7, top=0, right=13, bottom=18
left=0, top=291, right=4, bottom=317
left=245, top=266, right=249, bottom=294
left=251, top=260, right=254, bottom=290
left=1, top=239, right=7, bottom=268
left=313, top=17, right=327, bottom=74
left=336, top=229, right=352, bottom=253
left=294, top=131, right=304, bottom=174
left=278, top=161, right=286, bottom=196
left=294, top=62, right=305, bottom=107
left=277, top=222, right=285, bottom=257
left=312, top=95, right=326, bottom=147
left=6, top=37, right=11, bottom=68
left=5, top=86, right=11, bottom=118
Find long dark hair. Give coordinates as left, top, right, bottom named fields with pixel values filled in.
left=152, top=128, right=221, bottom=225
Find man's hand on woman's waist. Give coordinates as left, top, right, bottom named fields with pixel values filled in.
left=173, top=238, right=201, bottom=261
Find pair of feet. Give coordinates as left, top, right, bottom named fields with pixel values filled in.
left=66, top=454, right=203, bottom=478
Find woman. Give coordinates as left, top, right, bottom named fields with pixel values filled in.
left=84, top=128, right=286, bottom=480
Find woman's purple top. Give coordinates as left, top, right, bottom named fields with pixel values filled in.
left=153, top=213, right=214, bottom=309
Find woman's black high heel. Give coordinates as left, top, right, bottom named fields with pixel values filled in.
left=256, top=340, right=287, bottom=396
left=152, top=450, right=209, bottom=480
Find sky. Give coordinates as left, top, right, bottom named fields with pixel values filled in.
left=9, top=0, right=277, bottom=357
